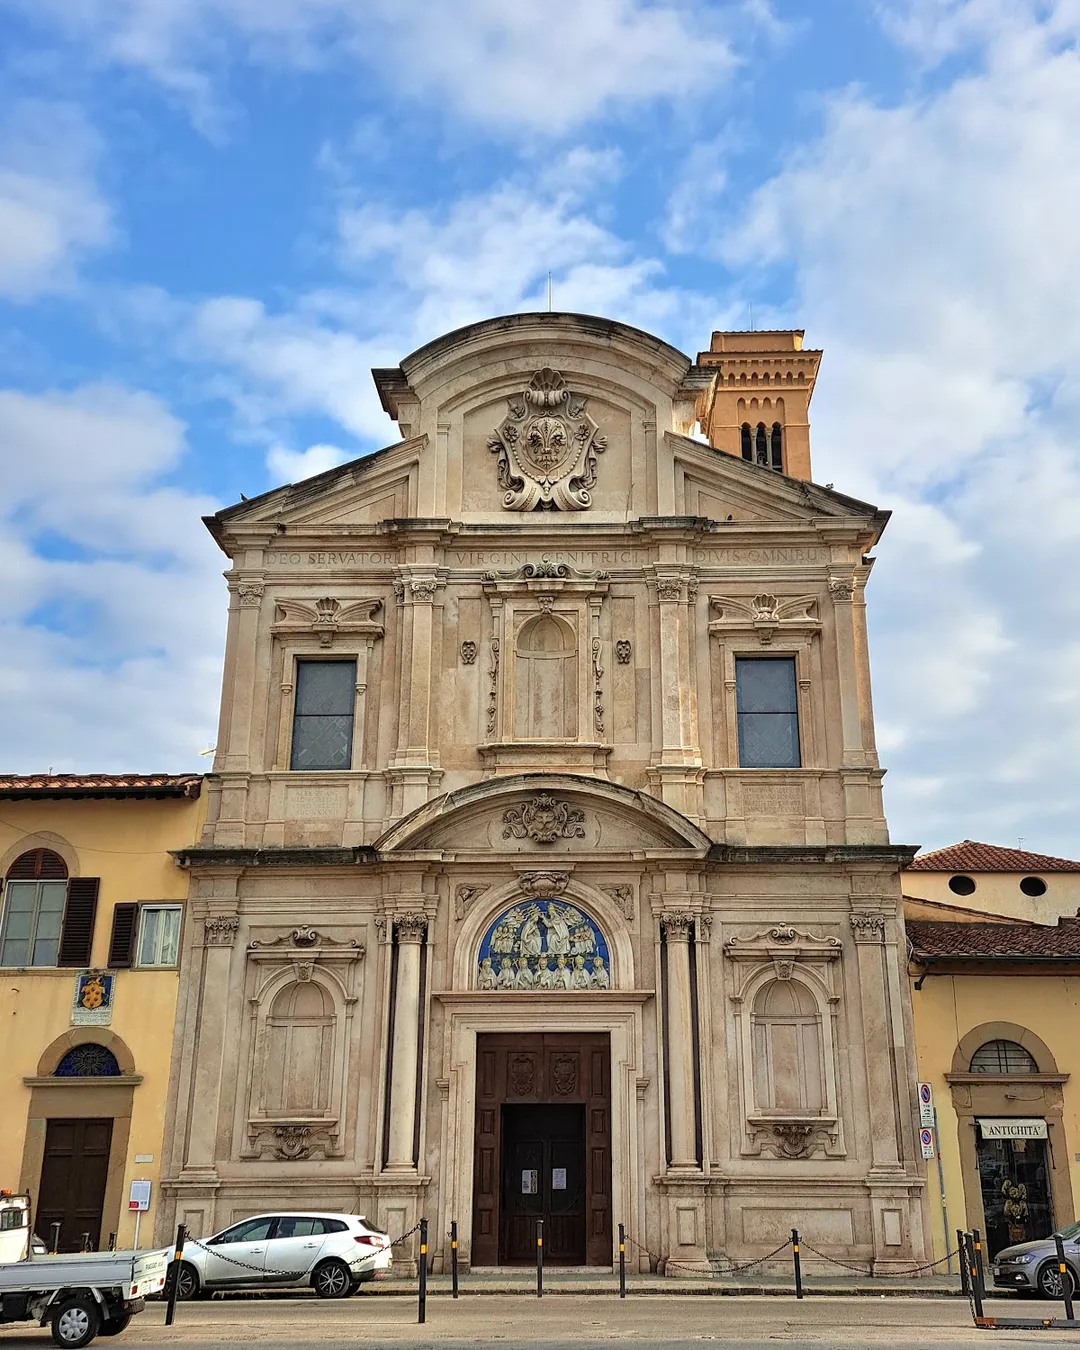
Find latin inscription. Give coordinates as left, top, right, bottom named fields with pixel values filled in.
left=264, top=546, right=830, bottom=569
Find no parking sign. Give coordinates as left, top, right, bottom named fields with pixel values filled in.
left=920, top=1127, right=936, bottom=1160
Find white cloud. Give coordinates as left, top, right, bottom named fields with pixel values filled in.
left=266, top=441, right=352, bottom=481
left=0, top=384, right=224, bottom=772
left=6, top=0, right=746, bottom=136
left=0, top=102, right=112, bottom=300
left=703, top=1, right=1080, bottom=851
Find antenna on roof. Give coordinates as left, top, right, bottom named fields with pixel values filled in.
left=1018, top=837, right=1024, bottom=850
left=547, top=272, right=553, bottom=312
left=748, top=301, right=754, bottom=332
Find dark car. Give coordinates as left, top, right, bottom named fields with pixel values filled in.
left=992, top=1220, right=1080, bottom=1298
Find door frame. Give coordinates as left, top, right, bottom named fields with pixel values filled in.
left=432, top=992, right=651, bottom=1271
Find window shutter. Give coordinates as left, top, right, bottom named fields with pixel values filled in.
left=108, top=903, right=139, bottom=969
left=57, top=878, right=100, bottom=967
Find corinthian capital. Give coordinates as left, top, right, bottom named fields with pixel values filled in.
left=394, top=913, right=428, bottom=944
left=660, top=911, right=696, bottom=942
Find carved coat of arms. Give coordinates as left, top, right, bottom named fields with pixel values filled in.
left=488, top=368, right=607, bottom=511
left=503, top=793, right=586, bottom=843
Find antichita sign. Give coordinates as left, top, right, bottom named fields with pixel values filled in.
left=978, top=1118, right=1047, bottom=1140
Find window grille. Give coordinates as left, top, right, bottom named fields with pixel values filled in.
left=54, top=1044, right=122, bottom=1077
left=969, top=1039, right=1038, bottom=1074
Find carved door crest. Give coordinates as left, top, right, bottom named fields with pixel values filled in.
left=488, top=368, right=607, bottom=511
left=551, top=1054, right=577, bottom=1096
left=509, top=1053, right=536, bottom=1096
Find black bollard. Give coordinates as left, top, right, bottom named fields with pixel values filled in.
left=1053, top=1233, right=1075, bottom=1321
left=536, top=1218, right=544, bottom=1298
left=164, top=1224, right=186, bottom=1328
left=49, top=1221, right=61, bottom=1255
left=618, top=1223, right=626, bottom=1299
left=957, top=1230, right=970, bottom=1297
left=963, top=1233, right=984, bottom=1321
left=791, top=1229, right=803, bottom=1300
left=418, top=1219, right=428, bottom=1325
left=450, top=1220, right=459, bottom=1299
left=971, top=1228, right=987, bottom=1305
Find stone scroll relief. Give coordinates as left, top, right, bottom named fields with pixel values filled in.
left=476, top=899, right=611, bottom=991
left=487, top=367, right=607, bottom=511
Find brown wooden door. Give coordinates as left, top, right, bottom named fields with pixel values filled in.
left=472, top=1033, right=611, bottom=1266
left=35, top=1118, right=113, bottom=1252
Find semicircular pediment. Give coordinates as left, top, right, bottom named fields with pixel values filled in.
left=375, top=774, right=712, bottom=857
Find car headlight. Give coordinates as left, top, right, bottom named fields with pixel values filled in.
left=1010, top=1253, right=1036, bottom=1264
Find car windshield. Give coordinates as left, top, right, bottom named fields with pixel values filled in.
left=1059, top=1220, right=1080, bottom=1241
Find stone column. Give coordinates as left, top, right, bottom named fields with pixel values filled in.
left=384, top=914, right=427, bottom=1172
left=661, top=912, right=698, bottom=1169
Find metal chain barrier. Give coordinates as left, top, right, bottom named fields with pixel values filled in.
left=798, top=1239, right=963, bottom=1279
left=624, top=1232, right=793, bottom=1279
left=184, top=1235, right=309, bottom=1279
left=390, top=1221, right=424, bottom=1249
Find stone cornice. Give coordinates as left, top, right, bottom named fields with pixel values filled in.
left=173, top=846, right=379, bottom=869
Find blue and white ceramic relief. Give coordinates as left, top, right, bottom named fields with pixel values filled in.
left=477, top=900, right=610, bottom=991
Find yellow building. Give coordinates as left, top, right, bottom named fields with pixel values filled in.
left=904, top=841, right=1080, bottom=1271
left=0, top=773, right=203, bottom=1252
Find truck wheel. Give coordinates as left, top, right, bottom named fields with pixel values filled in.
left=175, top=1263, right=201, bottom=1301
left=312, top=1259, right=351, bottom=1299
left=51, top=1295, right=101, bottom=1349
left=99, top=1314, right=132, bottom=1336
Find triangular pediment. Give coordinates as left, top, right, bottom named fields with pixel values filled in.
left=666, top=431, right=886, bottom=530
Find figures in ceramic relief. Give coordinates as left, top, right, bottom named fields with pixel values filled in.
left=476, top=898, right=611, bottom=991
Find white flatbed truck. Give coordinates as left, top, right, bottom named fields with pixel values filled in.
left=0, top=1192, right=170, bottom=1348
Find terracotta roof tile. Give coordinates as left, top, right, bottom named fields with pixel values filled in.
left=0, top=773, right=203, bottom=800
left=907, top=917, right=1080, bottom=960
left=905, top=839, right=1080, bottom=873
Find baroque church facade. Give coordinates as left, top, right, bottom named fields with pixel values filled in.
left=160, top=313, right=928, bottom=1273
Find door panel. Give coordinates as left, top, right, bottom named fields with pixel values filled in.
left=263, top=1216, right=326, bottom=1279
left=201, top=1217, right=274, bottom=1284
left=472, top=1033, right=611, bottom=1267
left=35, top=1118, right=112, bottom=1253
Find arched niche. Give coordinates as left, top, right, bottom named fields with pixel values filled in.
left=514, top=612, right=577, bottom=740
left=450, top=876, right=634, bottom=992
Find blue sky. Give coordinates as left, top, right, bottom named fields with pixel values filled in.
left=3, top=0, right=1080, bottom=858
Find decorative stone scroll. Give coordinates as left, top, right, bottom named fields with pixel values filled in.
left=502, top=794, right=586, bottom=844
left=487, top=368, right=607, bottom=511
left=476, top=899, right=610, bottom=991
left=204, top=915, right=239, bottom=947
left=708, top=593, right=818, bottom=646
left=850, top=912, right=887, bottom=943
left=272, top=596, right=383, bottom=648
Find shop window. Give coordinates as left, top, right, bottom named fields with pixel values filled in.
left=290, top=659, right=356, bottom=770
left=751, top=978, right=825, bottom=1114
left=54, top=1044, right=121, bottom=1077
left=970, top=1039, right=1038, bottom=1074
left=736, top=656, right=801, bottom=768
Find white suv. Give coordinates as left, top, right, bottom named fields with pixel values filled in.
left=174, top=1212, right=392, bottom=1300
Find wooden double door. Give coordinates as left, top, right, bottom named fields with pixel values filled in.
left=472, top=1033, right=611, bottom=1266
left=35, top=1118, right=113, bottom=1253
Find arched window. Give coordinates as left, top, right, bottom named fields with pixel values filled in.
left=970, top=1039, right=1038, bottom=1074
left=514, top=613, right=577, bottom=740
left=261, top=980, right=335, bottom=1116
left=770, top=422, right=783, bottom=471
left=754, top=422, right=769, bottom=466
left=1, top=850, right=69, bottom=967
left=751, top=978, right=825, bottom=1114
left=54, top=1044, right=121, bottom=1077
left=740, top=423, right=753, bottom=461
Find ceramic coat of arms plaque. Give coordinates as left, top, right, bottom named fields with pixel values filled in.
left=488, top=368, right=607, bottom=511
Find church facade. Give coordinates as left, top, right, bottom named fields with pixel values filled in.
left=160, top=313, right=928, bottom=1273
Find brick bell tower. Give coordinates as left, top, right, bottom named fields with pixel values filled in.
left=696, top=330, right=821, bottom=481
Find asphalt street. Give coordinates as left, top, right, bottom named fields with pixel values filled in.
left=1, top=1294, right=1076, bottom=1350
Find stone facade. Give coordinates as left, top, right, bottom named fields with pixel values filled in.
left=160, top=313, right=928, bottom=1274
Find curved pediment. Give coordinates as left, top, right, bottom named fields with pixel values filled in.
left=375, top=774, right=712, bottom=857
